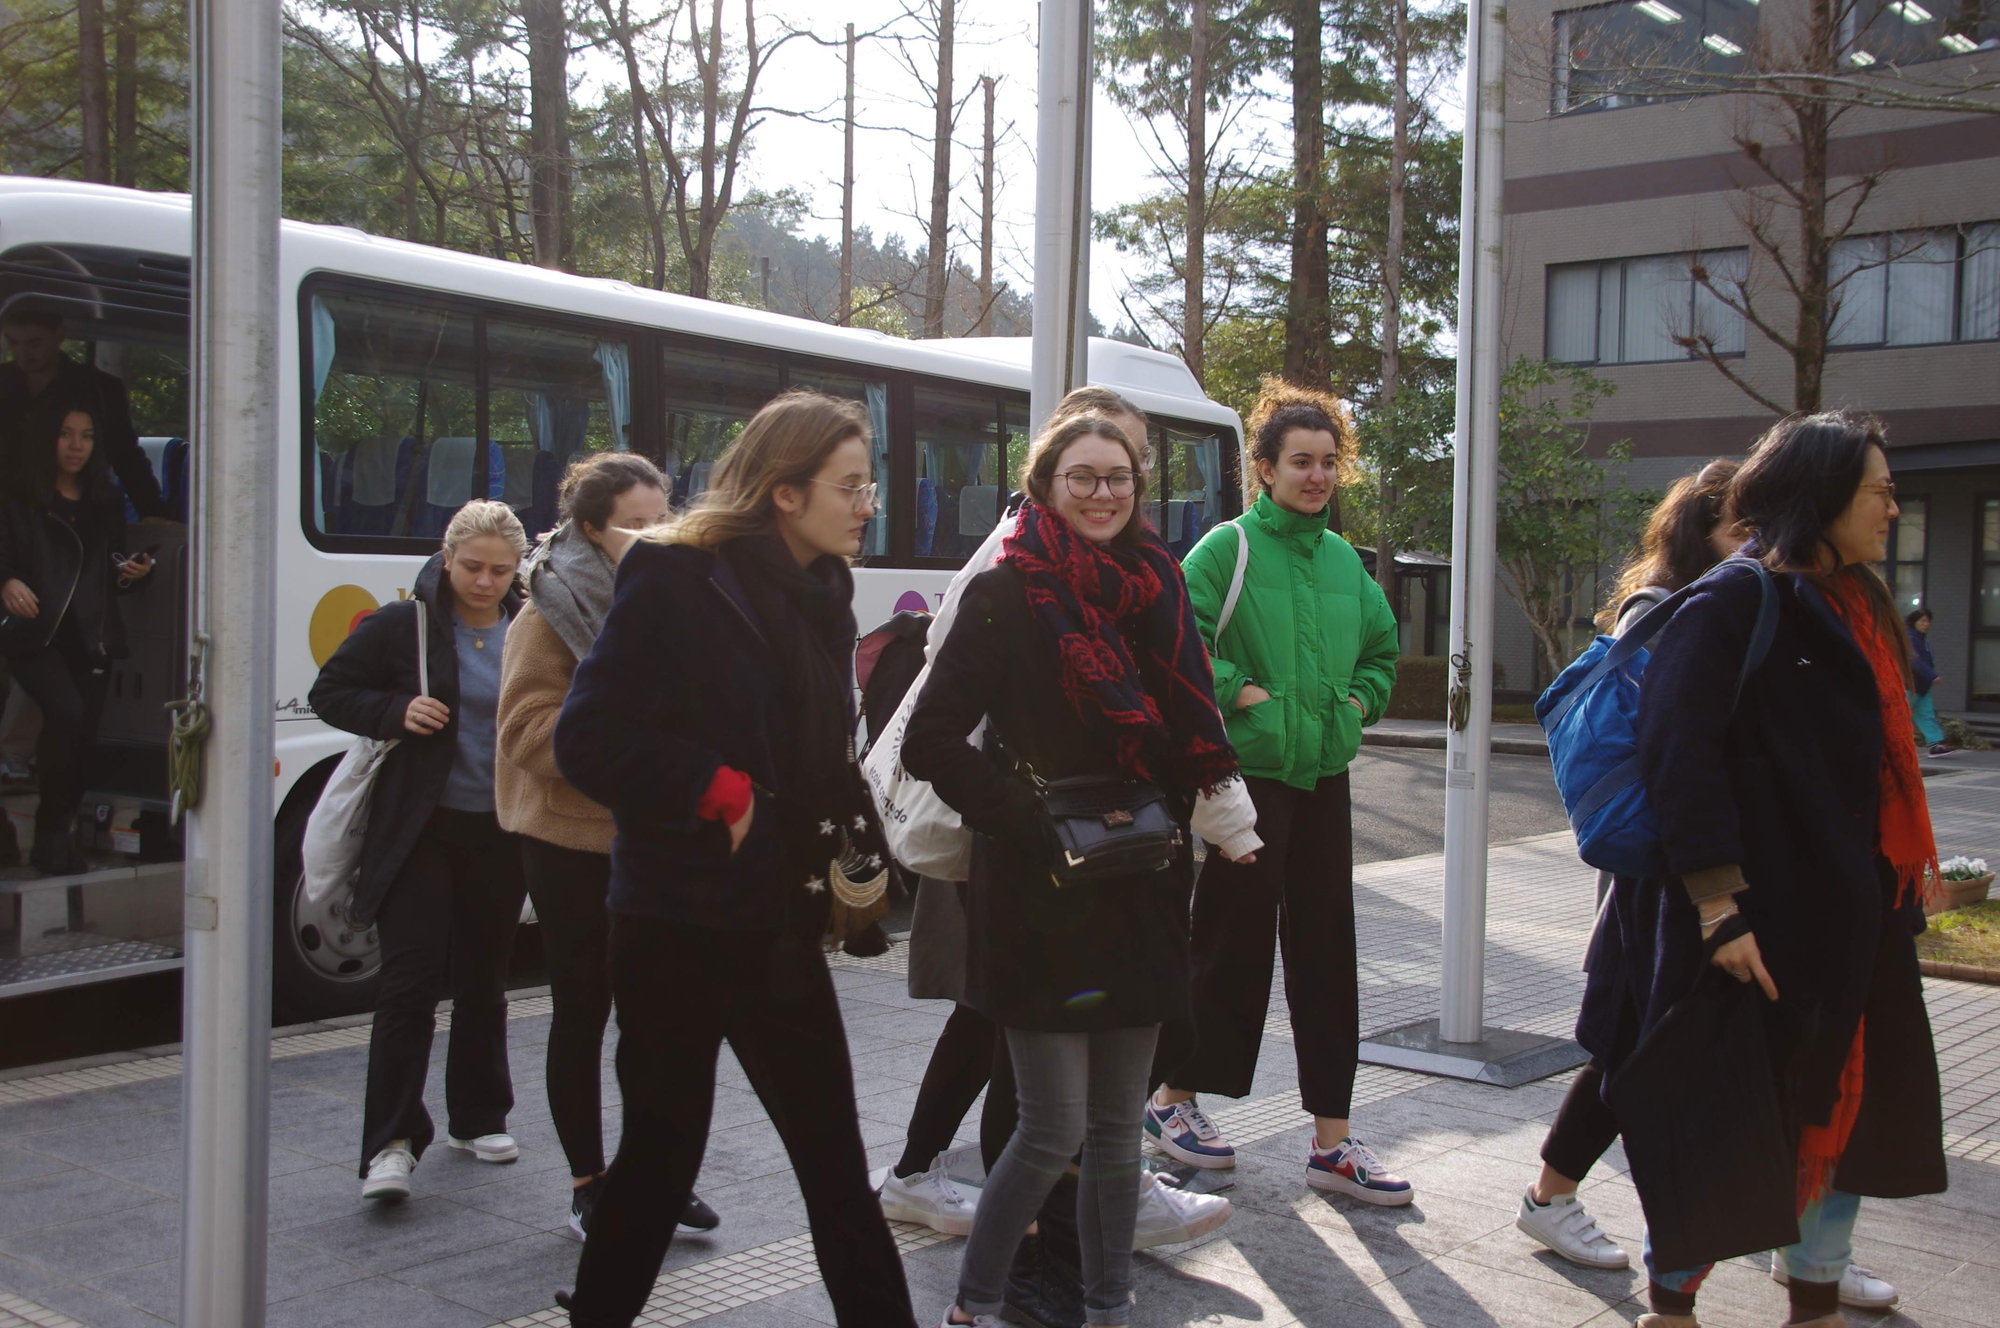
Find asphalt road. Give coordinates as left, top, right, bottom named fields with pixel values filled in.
left=1348, top=746, right=1571, bottom=864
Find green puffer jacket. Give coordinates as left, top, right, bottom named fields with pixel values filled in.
left=1182, top=492, right=1401, bottom=790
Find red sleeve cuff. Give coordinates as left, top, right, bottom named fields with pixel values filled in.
left=696, top=767, right=753, bottom=826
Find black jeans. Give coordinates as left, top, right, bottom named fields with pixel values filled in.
left=8, top=629, right=108, bottom=859
left=1540, top=1060, right=1620, bottom=1183
left=521, top=836, right=614, bottom=1179
left=898, top=1001, right=997, bottom=1178
left=359, top=807, right=526, bottom=1175
left=567, top=914, right=916, bottom=1328
left=1169, top=772, right=1360, bottom=1117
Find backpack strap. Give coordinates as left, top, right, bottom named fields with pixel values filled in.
left=416, top=603, right=429, bottom=699
left=1215, top=520, right=1250, bottom=639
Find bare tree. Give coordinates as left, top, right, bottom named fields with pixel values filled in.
left=976, top=71, right=997, bottom=334
left=1284, top=0, right=1333, bottom=393
left=1183, top=0, right=1210, bottom=383
left=113, top=0, right=137, bottom=187
left=1376, top=0, right=1410, bottom=598
left=841, top=21, right=857, bottom=322
left=594, top=0, right=673, bottom=287
left=523, top=0, right=573, bottom=270
left=78, top=0, right=110, bottom=183
left=922, top=0, right=956, bottom=337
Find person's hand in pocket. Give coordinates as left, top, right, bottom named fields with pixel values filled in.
left=1235, top=683, right=1271, bottom=710
left=727, top=799, right=754, bottom=855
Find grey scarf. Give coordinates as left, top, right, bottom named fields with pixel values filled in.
left=523, top=520, right=617, bottom=660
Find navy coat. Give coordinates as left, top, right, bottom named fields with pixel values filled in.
left=554, top=538, right=859, bottom=931
left=1578, top=564, right=1945, bottom=1209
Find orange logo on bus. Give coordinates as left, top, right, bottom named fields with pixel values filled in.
left=309, top=585, right=381, bottom=667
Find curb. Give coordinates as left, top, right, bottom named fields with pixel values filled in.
left=1363, top=730, right=1549, bottom=757
left=1919, top=959, right=2000, bottom=985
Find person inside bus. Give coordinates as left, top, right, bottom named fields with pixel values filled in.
left=902, top=410, right=1260, bottom=1328
left=495, top=451, right=720, bottom=1241
left=309, top=499, right=531, bottom=1202
left=0, top=307, right=167, bottom=520
left=0, top=402, right=155, bottom=875
left=1146, top=380, right=1410, bottom=1206
left=551, top=391, right=917, bottom=1328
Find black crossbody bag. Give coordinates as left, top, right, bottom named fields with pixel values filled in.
left=1015, top=759, right=1182, bottom=886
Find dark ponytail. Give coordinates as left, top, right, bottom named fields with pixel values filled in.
left=557, top=452, right=668, bottom=532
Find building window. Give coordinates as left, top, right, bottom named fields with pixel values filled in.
left=1831, top=222, right=2000, bottom=348
left=1878, top=495, right=1928, bottom=614
left=1976, top=496, right=2000, bottom=709
left=1553, top=0, right=1760, bottom=113
left=1843, top=0, right=1999, bottom=70
left=1546, top=249, right=1747, bottom=364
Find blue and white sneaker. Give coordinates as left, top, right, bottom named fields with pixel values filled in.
left=1144, top=1094, right=1236, bottom=1169
left=1306, top=1136, right=1414, bottom=1206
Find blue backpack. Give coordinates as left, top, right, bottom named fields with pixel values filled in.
left=1536, top=557, right=1778, bottom=878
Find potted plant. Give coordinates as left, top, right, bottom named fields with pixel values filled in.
left=1930, top=857, right=1995, bottom=916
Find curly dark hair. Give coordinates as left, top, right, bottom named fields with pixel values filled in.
left=1242, top=377, right=1358, bottom=500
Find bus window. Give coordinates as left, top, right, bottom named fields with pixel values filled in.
left=660, top=344, right=779, bottom=506
left=1003, top=395, right=1030, bottom=507
left=1150, top=419, right=1227, bottom=560
left=914, top=384, right=1003, bottom=560
left=486, top=318, right=631, bottom=540
left=788, top=365, right=889, bottom=559
left=309, top=291, right=479, bottom=541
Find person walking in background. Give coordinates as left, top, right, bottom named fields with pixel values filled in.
left=0, top=402, right=155, bottom=874
left=1905, top=608, right=1950, bottom=756
left=904, top=410, right=1260, bottom=1328
left=309, top=499, right=531, bottom=1201
left=1147, top=380, right=1409, bottom=1206
left=496, top=452, right=720, bottom=1242
left=1582, top=412, right=1944, bottom=1328
left=552, top=392, right=915, bottom=1328
left=1514, top=458, right=1742, bottom=1272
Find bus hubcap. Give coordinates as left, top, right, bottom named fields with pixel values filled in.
left=289, top=872, right=380, bottom=982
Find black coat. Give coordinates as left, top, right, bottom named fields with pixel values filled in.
left=308, top=551, right=521, bottom=928
left=0, top=488, right=148, bottom=660
left=554, top=538, right=868, bottom=931
left=1578, top=565, right=1945, bottom=1216
left=901, top=563, right=1194, bottom=1033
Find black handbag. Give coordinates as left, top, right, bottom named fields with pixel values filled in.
left=1020, top=763, right=1182, bottom=886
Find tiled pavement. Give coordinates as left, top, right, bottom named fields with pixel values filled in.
left=0, top=833, right=1996, bottom=1327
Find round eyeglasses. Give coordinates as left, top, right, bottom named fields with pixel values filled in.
left=809, top=479, right=879, bottom=511
left=1060, top=469, right=1137, bottom=499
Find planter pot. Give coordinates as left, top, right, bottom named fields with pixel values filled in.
left=1929, top=872, right=1996, bottom=917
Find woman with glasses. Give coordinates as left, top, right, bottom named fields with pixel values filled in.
left=1146, top=380, right=1410, bottom=1207
left=1581, top=412, right=1945, bottom=1328
left=496, top=452, right=720, bottom=1242
left=552, top=392, right=914, bottom=1328
left=905, top=412, right=1260, bottom=1328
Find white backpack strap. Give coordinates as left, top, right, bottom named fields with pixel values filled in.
left=416, top=603, right=430, bottom=699
left=1215, top=520, right=1250, bottom=639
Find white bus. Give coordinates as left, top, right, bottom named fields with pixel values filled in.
left=0, top=177, right=1246, bottom=1020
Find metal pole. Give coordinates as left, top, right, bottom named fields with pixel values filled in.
left=180, top=0, right=280, bottom=1320
left=1031, top=0, right=1093, bottom=435
left=1438, top=0, right=1505, bottom=1045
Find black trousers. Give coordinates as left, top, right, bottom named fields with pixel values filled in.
left=1540, top=1060, right=1620, bottom=1183
left=360, top=807, right=526, bottom=1175
left=567, top=914, right=916, bottom=1328
left=1169, top=772, right=1360, bottom=1117
left=521, top=836, right=614, bottom=1179
left=8, top=629, right=108, bottom=858
left=899, top=1001, right=998, bottom=1178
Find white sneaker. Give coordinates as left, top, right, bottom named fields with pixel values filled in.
left=880, top=1157, right=978, bottom=1236
left=938, top=1313, right=1003, bottom=1327
left=1772, top=1260, right=1899, bottom=1309
left=447, top=1132, right=519, bottom=1163
left=362, top=1143, right=414, bottom=1200
left=1132, top=1170, right=1233, bottom=1250
left=1514, top=1188, right=1628, bottom=1269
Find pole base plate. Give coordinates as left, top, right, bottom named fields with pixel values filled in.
left=1358, top=1019, right=1589, bottom=1088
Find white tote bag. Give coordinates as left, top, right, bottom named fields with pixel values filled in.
left=302, top=607, right=427, bottom=905
left=862, top=509, right=1013, bottom=880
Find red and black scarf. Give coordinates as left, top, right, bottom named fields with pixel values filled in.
left=1001, top=503, right=1239, bottom=796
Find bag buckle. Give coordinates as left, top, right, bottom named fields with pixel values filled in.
left=1101, top=809, right=1134, bottom=828
left=1065, top=850, right=1087, bottom=867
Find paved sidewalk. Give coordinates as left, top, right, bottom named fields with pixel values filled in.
left=0, top=834, right=1996, bottom=1327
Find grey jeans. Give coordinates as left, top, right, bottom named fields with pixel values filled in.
left=956, top=1024, right=1160, bottom=1326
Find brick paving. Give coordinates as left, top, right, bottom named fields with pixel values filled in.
left=0, top=824, right=1995, bottom=1326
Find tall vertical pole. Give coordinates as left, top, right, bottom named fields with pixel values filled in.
left=180, top=0, right=279, bottom=1321
left=1438, top=0, right=1505, bottom=1045
left=840, top=22, right=856, bottom=324
left=1031, top=0, right=1093, bottom=434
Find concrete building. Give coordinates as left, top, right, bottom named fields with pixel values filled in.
left=1489, top=0, right=1999, bottom=727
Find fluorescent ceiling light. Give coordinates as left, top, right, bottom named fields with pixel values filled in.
left=1634, top=0, right=1686, bottom=22
left=1703, top=33, right=1745, bottom=55
left=1941, top=32, right=1977, bottom=53
left=1848, top=48, right=1878, bottom=64
left=1889, top=1, right=1933, bottom=22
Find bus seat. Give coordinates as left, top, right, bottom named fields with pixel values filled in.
left=339, top=437, right=412, bottom=536
left=530, top=450, right=563, bottom=535
left=499, top=443, right=536, bottom=510
left=958, top=484, right=999, bottom=537
left=416, top=436, right=479, bottom=537
left=163, top=438, right=191, bottom=522
left=686, top=461, right=714, bottom=501
left=915, top=478, right=938, bottom=557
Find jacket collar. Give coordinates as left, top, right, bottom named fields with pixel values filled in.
left=1248, top=490, right=1329, bottom=551
left=413, top=548, right=524, bottom=622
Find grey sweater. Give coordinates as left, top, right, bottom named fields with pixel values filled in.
left=440, top=613, right=509, bottom=813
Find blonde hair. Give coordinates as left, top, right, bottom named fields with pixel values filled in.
left=1018, top=412, right=1150, bottom=545
left=650, top=390, right=871, bottom=553
left=443, top=499, right=528, bottom=559
left=1244, top=377, right=1359, bottom=499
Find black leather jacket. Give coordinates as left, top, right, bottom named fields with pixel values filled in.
left=0, top=490, right=147, bottom=660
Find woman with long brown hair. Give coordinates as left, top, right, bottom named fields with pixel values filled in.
left=550, top=392, right=915, bottom=1328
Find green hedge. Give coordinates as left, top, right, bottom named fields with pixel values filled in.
left=1384, top=654, right=1509, bottom=721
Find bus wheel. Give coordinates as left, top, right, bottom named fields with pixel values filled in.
left=271, top=761, right=381, bottom=1024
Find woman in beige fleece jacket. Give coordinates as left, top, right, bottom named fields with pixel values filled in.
left=496, top=452, right=719, bottom=1242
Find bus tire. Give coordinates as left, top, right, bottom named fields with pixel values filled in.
left=271, top=758, right=382, bottom=1024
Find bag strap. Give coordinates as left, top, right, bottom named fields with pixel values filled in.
left=416, top=603, right=429, bottom=699
left=1542, top=557, right=1775, bottom=735
left=1215, top=520, right=1250, bottom=639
